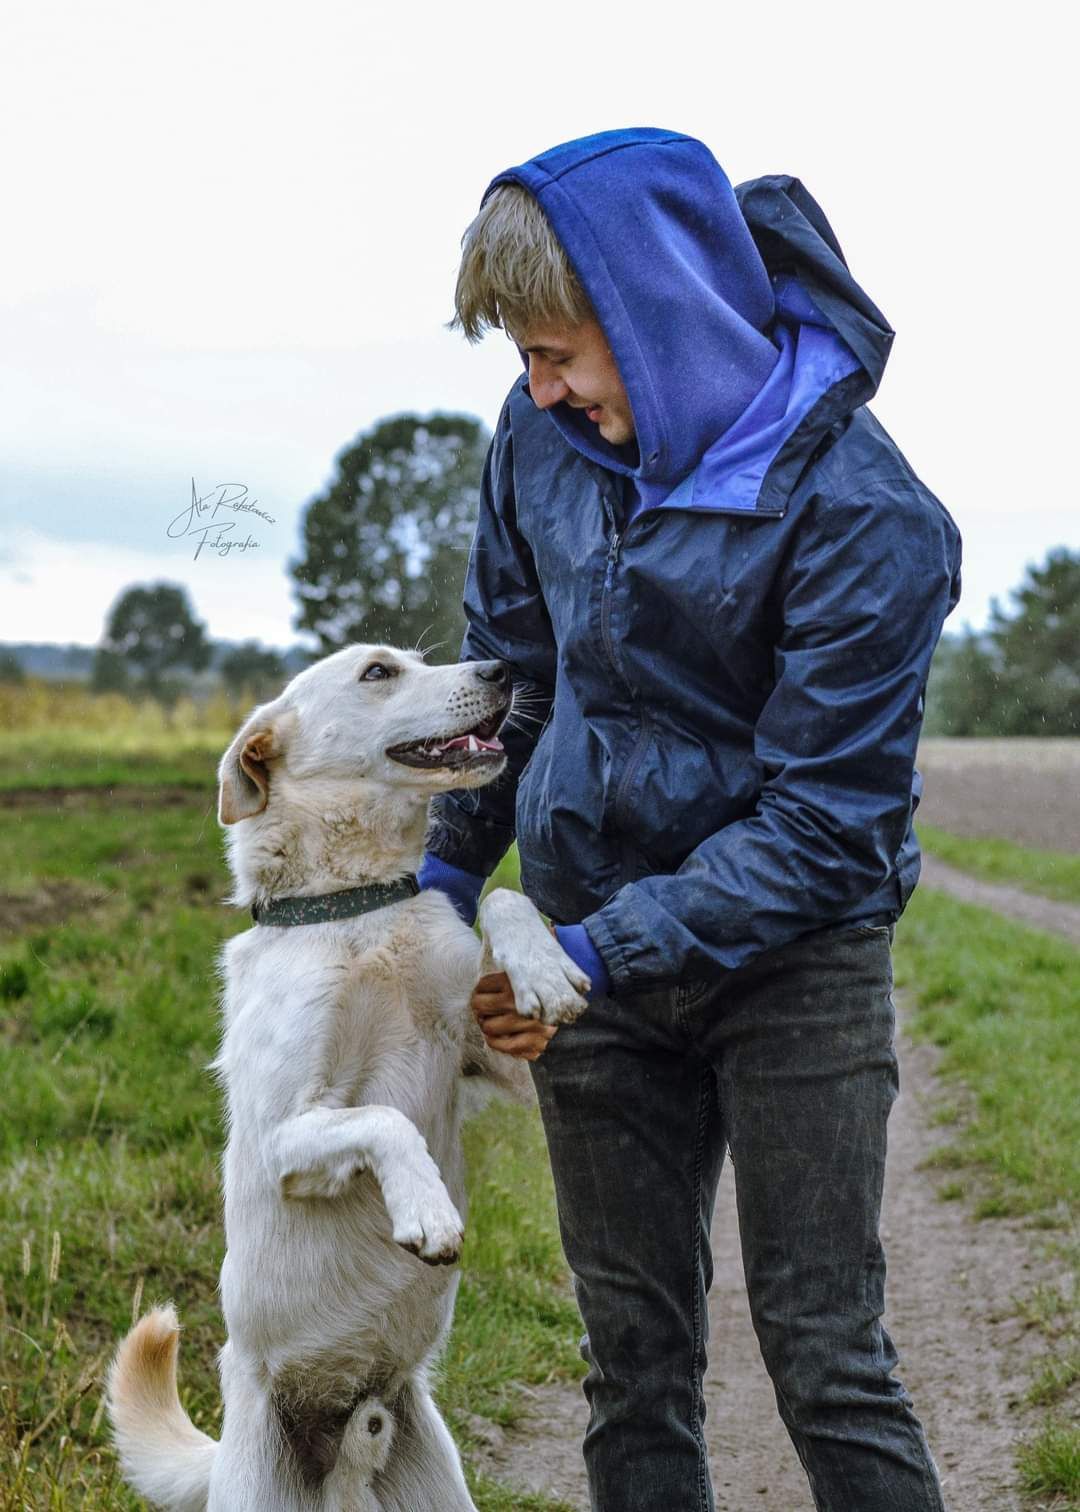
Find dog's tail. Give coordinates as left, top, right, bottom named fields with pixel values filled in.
left=107, top=1305, right=217, bottom=1511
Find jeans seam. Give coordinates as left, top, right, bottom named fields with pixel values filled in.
left=689, top=1065, right=711, bottom=1512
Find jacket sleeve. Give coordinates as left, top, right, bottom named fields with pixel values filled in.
left=584, top=481, right=962, bottom=991
left=426, top=396, right=557, bottom=878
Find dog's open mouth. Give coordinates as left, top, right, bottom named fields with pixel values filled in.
left=386, top=711, right=507, bottom=770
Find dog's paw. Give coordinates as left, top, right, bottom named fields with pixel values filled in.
left=383, top=1173, right=464, bottom=1266
left=506, top=944, right=591, bottom=1026
left=479, top=889, right=591, bottom=1026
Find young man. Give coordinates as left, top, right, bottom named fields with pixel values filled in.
left=420, top=128, right=961, bottom=1511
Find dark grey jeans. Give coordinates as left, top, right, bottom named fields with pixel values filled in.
left=529, top=921, right=947, bottom=1512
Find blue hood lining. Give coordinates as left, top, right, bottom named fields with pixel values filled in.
left=608, top=273, right=862, bottom=525
left=688, top=275, right=861, bottom=516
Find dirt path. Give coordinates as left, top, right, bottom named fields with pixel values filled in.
left=476, top=1002, right=1051, bottom=1510
left=918, top=854, right=1080, bottom=947
left=0, top=783, right=207, bottom=808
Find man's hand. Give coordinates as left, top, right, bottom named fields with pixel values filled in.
left=472, top=921, right=562, bottom=1061
left=471, top=971, right=559, bottom=1060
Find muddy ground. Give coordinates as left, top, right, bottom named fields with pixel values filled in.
left=916, top=739, right=1080, bottom=854
left=0, top=782, right=208, bottom=809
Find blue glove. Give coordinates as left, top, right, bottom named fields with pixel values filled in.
left=417, top=853, right=486, bottom=926
left=555, top=922, right=611, bottom=1001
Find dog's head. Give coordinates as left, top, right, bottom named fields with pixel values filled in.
left=217, top=644, right=512, bottom=826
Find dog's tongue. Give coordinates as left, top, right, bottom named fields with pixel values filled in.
left=442, top=733, right=504, bottom=753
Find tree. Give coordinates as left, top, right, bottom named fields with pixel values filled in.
left=923, top=631, right=1004, bottom=736
left=94, top=582, right=211, bottom=703
left=219, top=641, right=287, bottom=703
left=987, top=548, right=1080, bottom=735
left=929, top=548, right=1080, bottom=735
left=290, top=413, right=490, bottom=657
left=90, top=648, right=131, bottom=695
left=0, top=651, right=25, bottom=685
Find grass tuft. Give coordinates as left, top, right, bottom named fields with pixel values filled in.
left=1026, top=1353, right=1080, bottom=1408
left=1017, top=1418, right=1080, bottom=1500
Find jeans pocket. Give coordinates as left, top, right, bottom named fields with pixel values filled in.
left=675, top=977, right=715, bottom=1014
left=850, top=924, right=897, bottom=948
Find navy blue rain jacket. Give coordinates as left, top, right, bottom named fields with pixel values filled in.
left=428, top=128, right=962, bottom=993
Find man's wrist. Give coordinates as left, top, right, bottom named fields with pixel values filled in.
left=554, top=922, right=611, bottom=1001
left=417, top=853, right=486, bottom=926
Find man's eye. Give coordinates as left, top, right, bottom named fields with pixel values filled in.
left=360, top=663, right=395, bottom=681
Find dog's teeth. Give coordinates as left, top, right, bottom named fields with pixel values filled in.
left=467, top=735, right=480, bottom=753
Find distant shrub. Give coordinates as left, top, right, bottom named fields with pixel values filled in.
left=0, top=959, right=30, bottom=1000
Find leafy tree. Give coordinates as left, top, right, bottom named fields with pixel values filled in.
left=219, top=641, right=287, bottom=703
left=929, top=548, right=1080, bottom=735
left=90, top=648, right=131, bottom=695
left=0, top=651, right=25, bottom=685
left=988, top=548, right=1080, bottom=734
left=923, top=632, right=1004, bottom=736
left=94, top=582, right=211, bottom=703
left=290, top=413, right=490, bottom=657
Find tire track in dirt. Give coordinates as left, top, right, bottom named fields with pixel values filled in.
left=0, top=783, right=208, bottom=808
left=477, top=1002, right=1051, bottom=1510
left=917, top=855, right=1080, bottom=947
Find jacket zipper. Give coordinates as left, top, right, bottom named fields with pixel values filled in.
left=597, top=509, right=651, bottom=846
left=600, top=526, right=622, bottom=673
left=597, top=484, right=783, bottom=861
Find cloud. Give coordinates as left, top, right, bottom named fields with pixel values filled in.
left=0, top=527, right=303, bottom=648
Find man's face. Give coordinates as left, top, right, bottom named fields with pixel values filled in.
left=514, top=317, right=636, bottom=446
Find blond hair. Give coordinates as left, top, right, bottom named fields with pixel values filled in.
left=451, top=182, right=594, bottom=343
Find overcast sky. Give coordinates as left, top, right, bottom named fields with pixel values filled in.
left=1, top=1, right=1072, bottom=651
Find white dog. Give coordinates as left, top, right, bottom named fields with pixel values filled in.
left=106, top=644, right=590, bottom=1512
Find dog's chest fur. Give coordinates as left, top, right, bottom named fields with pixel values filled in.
left=217, top=894, right=479, bottom=1142
left=214, top=895, right=481, bottom=1384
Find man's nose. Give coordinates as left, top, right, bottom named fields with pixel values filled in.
left=528, top=357, right=569, bottom=410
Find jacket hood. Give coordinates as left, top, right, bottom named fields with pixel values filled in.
left=485, top=129, right=895, bottom=513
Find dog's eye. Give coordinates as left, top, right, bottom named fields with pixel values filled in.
left=359, top=662, right=396, bottom=682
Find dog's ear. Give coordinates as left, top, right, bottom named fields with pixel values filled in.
left=217, top=709, right=287, bottom=825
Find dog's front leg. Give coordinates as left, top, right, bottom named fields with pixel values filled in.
left=269, top=1105, right=463, bottom=1265
left=478, top=888, right=591, bottom=1026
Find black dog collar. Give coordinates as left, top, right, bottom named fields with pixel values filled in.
left=251, top=875, right=420, bottom=927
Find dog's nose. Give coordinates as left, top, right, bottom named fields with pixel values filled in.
left=473, top=660, right=510, bottom=687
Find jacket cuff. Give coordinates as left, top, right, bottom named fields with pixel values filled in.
left=417, top=853, right=486, bottom=926
left=554, top=923, right=612, bottom=1001
left=426, top=804, right=516, bottom=881
left=581, top=899, right=647, bottom=996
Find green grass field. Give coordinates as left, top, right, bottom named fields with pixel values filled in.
left=2, top=706, right=1078, bottom=1508
left=0, top=764, right=580, bottom=1510
left=0, top=734, right=222, bottom=794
